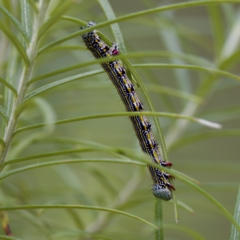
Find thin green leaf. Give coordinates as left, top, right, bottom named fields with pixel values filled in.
left=192, top=185, right=240, bottom=232
left=37, top=0, right=240, bottom=54
left=0, top=77, right=17, bottom=96
left=27, top=97, right=57, bottom=135
left=20, top=0, right=32, bottom=39
left=33, top=97, right=56, bottom=123
left=221, top=48, right=240, bottom=69
left=168, top=169, right=200, bottom=185
left=30, top=51, right=210, bottom=84
left=28, top=60, right=103, bottom=84
left=42, top=136, right=129, bottom=160
left=175, top=200, right=194, bottom=214
left=221, top=3, right=235, bottom=28
left=134, top=154, right=240, bottom=231
left=14, top=111, right=222, bottom=136
left=146, top=84, right=202, bottom=103
left=167, top=170, right=240, bottom=232
left=26, top=0, right=38, bottom=13
left=230, top=184, right=240, bottom=240
left=2, top=153, right=239, bottom=230
left=208, top=6, right=225, bottom=58
left=0, top=236, right=22, bottom=240
left=5, top=144, right=193, bottom=189
left=28, top=61, right=240, bottom=97
left=3, top=142, right=237, bottom=228
left=134, top=63, right=240, bottom=83
left=4, top=48, right=18, bottom=118
left=0, top=155, right=198, bottom=212
left=0, top=21, right=29, bottom=64
left=4, top=146, right=129, bottom=167
left=0, top=105, right=9, bottom=123
left=220, top=8, right=240, bottom=61
left=7, top=132, right=51, bottom=161
left=169, top=129, right=240, bottom=151
left=24, top=70, right=103, bottom=101
left=8, top=102, right=57, bottom=160
left=0, top=204, right=158, bottom=230
left=38, top=0, right=74, bottom=38
left=0, top=5, right=30, bottom=42
left=1, top=147, right=198, bottom=186
left=61, top=16, right=86, bottom=25
left=122, top=196, right=194, bottom=214
left=99, top=0, right=126, bottom=54
left=0, top=158, right=144, bottom=180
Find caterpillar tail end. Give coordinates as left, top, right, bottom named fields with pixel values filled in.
left=152, top=184, right=172, bottom=201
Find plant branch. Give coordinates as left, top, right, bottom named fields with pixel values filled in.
left=0, top=0, right=47, bottom=169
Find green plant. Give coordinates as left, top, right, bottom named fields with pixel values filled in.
left=0, top=0, right=239, bottom=239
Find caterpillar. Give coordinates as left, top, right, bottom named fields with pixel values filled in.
left=81, top=22, right=175, bottom=201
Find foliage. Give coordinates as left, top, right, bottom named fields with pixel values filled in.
left=0, top=0, right=239, bottom=239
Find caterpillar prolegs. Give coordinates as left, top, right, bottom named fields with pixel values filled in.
left=81, top=22, right=175, bottom=201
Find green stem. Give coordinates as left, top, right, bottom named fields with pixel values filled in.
left=0, top=0, right=47, bottom=170
left=155, top=199, right=164, bottom=240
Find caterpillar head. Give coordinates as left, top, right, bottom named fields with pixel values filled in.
left=152, top=184, right=172, bottom=201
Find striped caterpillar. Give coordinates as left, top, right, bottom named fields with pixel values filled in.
left=81, top=22, right=175, bottom=201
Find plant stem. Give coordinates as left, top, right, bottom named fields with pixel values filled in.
left=155, top=199, right=164, bottom=240
left=0, top=0, right=47, bottom=170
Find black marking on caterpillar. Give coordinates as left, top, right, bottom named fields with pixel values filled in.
left=81, top=21, right=175, bottom=201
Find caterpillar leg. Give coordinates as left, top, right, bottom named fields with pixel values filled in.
left=109, top=43, right=119, bottom=56
left=166, top=182, right=175, bottom=190
left=163, top=173, right=175, bottom=180
left=161, top=161, right=172, bottom=167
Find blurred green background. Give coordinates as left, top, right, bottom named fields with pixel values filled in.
left=0, top=0, right=240, bottom=239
